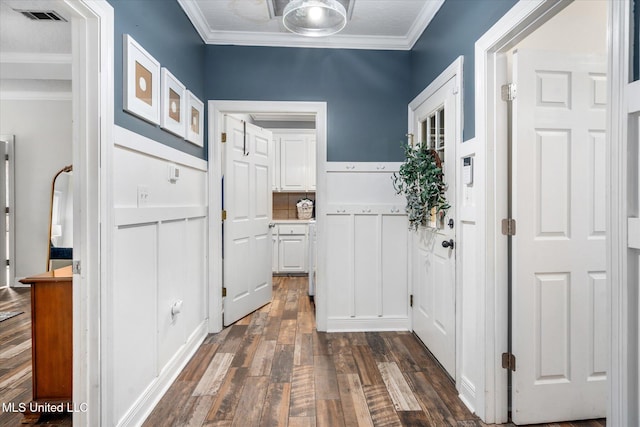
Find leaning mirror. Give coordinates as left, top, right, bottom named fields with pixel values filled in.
left=48, top=165, right=73, bottom=271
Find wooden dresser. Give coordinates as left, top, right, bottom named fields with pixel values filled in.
left=20, top=265, right=72, bottom=419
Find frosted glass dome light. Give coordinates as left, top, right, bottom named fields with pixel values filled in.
left=283, top=0, right=347, bottom=37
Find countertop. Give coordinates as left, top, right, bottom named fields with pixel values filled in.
left=273, top=219, right=315, bottom=224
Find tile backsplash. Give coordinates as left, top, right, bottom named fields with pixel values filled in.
left=273, top=192, right=316, bottom=220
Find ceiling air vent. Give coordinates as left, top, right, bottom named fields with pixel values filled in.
left=17, top=10, right=67, bottom=22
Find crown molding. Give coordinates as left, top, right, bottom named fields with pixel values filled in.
left=0, top=52, right=72, bottom=80
left=0, top=91, right=72, bottom=101
left=406, top=0, right=445, bottom=49
left=178, top=0, right=444, bottom=51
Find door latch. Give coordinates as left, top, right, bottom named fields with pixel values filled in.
left=442, top=239, right=455, bottom=249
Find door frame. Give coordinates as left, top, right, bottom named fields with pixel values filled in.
left=208, top=100, right=327, bottom=333
left=62, top=1, right=114, bottom=425
left=407, top=55, right=463, bottom=384
left=0, top=135, right=15, bottom=288
left=475, top=0, right=624, bottom=423
left=608, top=1, right=638, bottom=426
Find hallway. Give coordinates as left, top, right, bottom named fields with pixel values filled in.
left=142, top=277, right=606, bottom=427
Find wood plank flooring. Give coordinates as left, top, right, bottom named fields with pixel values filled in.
left=143, top=277, right=607, bottom=427
left=0, top=279, right=607, bottom=426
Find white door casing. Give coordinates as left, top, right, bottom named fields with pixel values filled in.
left=223, top=116, right=273, bottom=326
left=0, top=140, right=6, bottom=287
left=411, top=75, right=458, bottom=379
left=511, top=49, right=607, bottom=424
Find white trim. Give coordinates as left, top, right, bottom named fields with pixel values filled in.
left=114, top=125, right=208, bottom=171
left=208, top=100, right=327, bottom=333
left=115, top=322, right=207, bottom=427
left=58, top=1, right=114, bottom=426
left=325, top=162, right=402, bottom=172
left=474, top=0, right=573, bottom=423
left=0, top=91, right=72, bottom=101
left=0, top=135, right=16, bottom=289
left=325, top=316, right=410, bottom=332
left=177, top=0, right=443, bottom=51
left=0, top=52, right=73, bottom=64
left=608, top=1, right=634, bottom=426
left=114, top=207, right=207, bottom=227
left=0, top=52, right=72, bottom=80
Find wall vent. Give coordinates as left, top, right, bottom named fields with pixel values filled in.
left=16, top=10, right=67, bottom=22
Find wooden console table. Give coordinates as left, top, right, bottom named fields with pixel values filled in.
left=19, top=265, right=72, bottom=421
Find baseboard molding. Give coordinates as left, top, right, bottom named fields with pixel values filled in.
left=458, top=374, right=476, bottom=414
left=116, top=320, right=207, bottom=426
left=326, top=316, right=410, bottom=332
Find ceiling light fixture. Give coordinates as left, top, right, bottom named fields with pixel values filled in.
left=283, top=0, right=347, bottom=37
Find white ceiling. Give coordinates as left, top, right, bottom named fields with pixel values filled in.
left=179, top=0, right=445, bottom=50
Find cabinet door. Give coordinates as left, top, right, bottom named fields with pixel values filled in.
left=307, top=135, right=316, bottom=191
left=280, top=135, right=307, bottom=191
left=279, top=235, right=307, bottom=272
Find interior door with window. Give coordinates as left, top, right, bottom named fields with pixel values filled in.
left=511, top=49, right=607, bottom=424
left=223, top=116, right=273, bottom=326
left=412, top=76, right=457, bottom=378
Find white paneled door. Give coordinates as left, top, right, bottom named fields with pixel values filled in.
left=511, top=50, right=606, bottom=424
left=223, top=116, right=273, bottom=326
left=412, top=76, right=457, bottom=379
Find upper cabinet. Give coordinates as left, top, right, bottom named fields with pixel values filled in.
left=272, top=130, right=316, bottom=192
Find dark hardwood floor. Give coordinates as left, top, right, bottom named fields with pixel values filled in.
left=143, top=277, right=607, bottom=427
left=0, top=279, right=607, bottom=426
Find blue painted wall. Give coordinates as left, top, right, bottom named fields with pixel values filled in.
left=108, top=0, right=206, bottom=159
left=410, top=0, right=518, bottom=141
left=205, top=46, right=410, bottom=161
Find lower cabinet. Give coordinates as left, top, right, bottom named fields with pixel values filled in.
left=272, top=223, right=308, bottom=273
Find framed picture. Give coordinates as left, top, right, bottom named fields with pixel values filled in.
left=123, top=34, right=160, bottom=124
left=185, top=91, right=204, bottom=147
left=160, top=68, right=186, bottom=138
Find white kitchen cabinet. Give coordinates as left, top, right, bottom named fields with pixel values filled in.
left=272, top=130, right=316, bottom=192
left=272, top=223, right=308, bottom=273
left=272, top=232, right=279, bottom=272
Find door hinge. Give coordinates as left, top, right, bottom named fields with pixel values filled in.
left=221, top=210, right=227, bottom=221
left=72, top=260, right=81, bottom=275
left=222, top=287, right=227, bottom=297
left=502, top=352, right=516, bottom=371
left=5, top=154, right=8, bottom=161
left=410, top=294, right=414, bottom=307
left=221, top=132, right=227, bottom=143
left=5, top=207, right=8, bottom=214
left=5, top=259, right=9, bottom=266
left=501, top=83, right=517, bottom=101
left=501, top=218, right=516, bottom=236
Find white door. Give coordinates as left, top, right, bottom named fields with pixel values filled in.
left=223, top=116, right=273, bottom=326
left=412, top=76, right=457, bottom=378
left=511, top=50, right=607, bottom=424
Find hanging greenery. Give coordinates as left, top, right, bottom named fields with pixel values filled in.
left=392, top=143, right=450, bottom=230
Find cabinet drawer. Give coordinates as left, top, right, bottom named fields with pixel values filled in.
left=278, top=224, right=307, bottom=235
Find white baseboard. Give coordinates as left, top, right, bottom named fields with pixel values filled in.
left=326, top=316, right=410, bottom=332
left=458, top=375, right=476, bottom=414
left=116, top=321, right=208, bottom=427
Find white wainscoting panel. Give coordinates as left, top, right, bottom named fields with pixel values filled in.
left=322, top=162, right=409, bottom=331
left=456, top=138, right=479, bottom=412
left=113, top=223, right=158, bottom=423
left=109, top=127, right=208, bottom=426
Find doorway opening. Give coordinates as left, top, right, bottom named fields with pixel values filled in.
left=208, top=101, right=327, bottom=333
left=476, top=0, right=609, bottom=423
